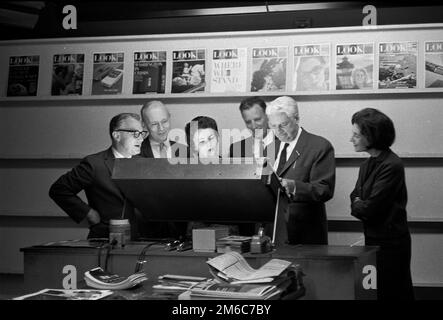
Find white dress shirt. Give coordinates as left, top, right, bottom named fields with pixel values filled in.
left=273, top=127, right=303, bottom=172
left=112, top=147, right=131, bottom=159
left=149, top=138, right=172, bottom=158
left=253, top=130, right=275, bottom=159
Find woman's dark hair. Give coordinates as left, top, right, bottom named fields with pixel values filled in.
left=351, top=108, right=395, bottom=150
left=185, top=116, right=218, bottom=147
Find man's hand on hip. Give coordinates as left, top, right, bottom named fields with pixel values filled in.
left=86, top=208, right=101, bottom=226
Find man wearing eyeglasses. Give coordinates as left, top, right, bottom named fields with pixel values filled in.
left=140, top=100, right=189, bottom=159
left=49, top=113, right=146, bottom=239
left=266, top=96, right=335, bottom=245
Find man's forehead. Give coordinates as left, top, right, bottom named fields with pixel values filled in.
left=144, top=106, right=169, bottom=120
left=242, top=105, right=266, bottom=118
left=121, top=117, right=142, bottom=128
left=194, top=128, right=216, bottom=139
left=269, top=111, right=289, bottom=122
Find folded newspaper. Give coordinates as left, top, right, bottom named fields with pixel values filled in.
left=152, top=274, right=208, bottom=295
left=84, top=267, right=148, bottom=290
left=206, top=251, right=292, bottom=284
left=179, top=279, right=287, bottom=300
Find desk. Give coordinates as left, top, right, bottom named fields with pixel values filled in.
left=21, top=242, right=377, bottom=300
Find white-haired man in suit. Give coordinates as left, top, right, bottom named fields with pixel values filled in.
left=267, top=96, right=336, bottom=244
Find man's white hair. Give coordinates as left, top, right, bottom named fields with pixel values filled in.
left=265, top=96, right=299, bottom=120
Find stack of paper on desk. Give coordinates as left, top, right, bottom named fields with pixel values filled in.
left=152, top=274, right=208, bottom=295
left=84, top=267, right=148, bottom=290
left=207, top=251, right=292, bottom=284
left=180, top=279, right=286, bottom=300
left=178, top=251, right=301, bottom=300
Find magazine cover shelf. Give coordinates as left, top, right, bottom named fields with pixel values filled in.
left=1, top=23, right=442, bottom=100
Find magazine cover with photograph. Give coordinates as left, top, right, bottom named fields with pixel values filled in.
left=293, top=44, right=330, bottom=91
left=133, top=51, right=166, bottom=94
left=379, top=41, right=417, bottom=89
left=250, top=47, right=287, bottom=92
left=336, top=43, right=374, bottom=90
left=91, top=52, right=124, bottom=95
left=7, top=55, right=39, bottom=96
left=210, top=48, right=247, bottom=93
left=52, top=54, right=84, bottom=96
left=425, top=41, right=443, bottom=88
left=171, top=49, right=206, bottom=93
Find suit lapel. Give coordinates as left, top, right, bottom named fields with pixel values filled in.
left=104, top=147, right=125, bottom=201
left=272, top=138, right=281, bottom=160
left=142, top=138, right=155, bottom=158
left=280, top=129, right=307, bottom=176
left=104, top=147, right=115, bottom=176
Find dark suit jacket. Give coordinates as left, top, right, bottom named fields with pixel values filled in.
left=138, top=138, right=189, bottom=239
left=229, top=137, right=254, bottom=158
left=278, top=129, right=336, bottom=245
left=140, top=138, right=189, bottom=158
left=49, top=148, right=139, bottom=239
left=228, top=136, right=280, bottom=159
left=350, top=149, right=410, bottom=240
left=228, top=136, right=281, bottom=236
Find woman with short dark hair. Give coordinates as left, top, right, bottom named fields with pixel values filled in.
left=350, top=108, right=414, bottom=300
left=185, top=116, right=219, bottom=158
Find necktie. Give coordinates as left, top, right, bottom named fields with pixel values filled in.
left=276, top=143, right=289, bottom=176
left=159, top=142, right=167, bottom=158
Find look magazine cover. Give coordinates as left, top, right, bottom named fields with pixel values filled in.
left=171, top=49, right=206, bottom=93
left=425, top=41, right=443, bottom=88
left=91, top=52, right=124, bottom=95
left=210, top=48, right=247, bottom=93
left=250, top=46, right=287, bottom=92
left=133, top=51, right=166, bottom=94
left=336, top=43, right=374, bottom=90
left=51, top=54, right=84, bottom=95
left=379, top=41, right=417, bottom=89
left=293, top=44, right=330, bottom=91
left=7, top=55, right=39, bottom=96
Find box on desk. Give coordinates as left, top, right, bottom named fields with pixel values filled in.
left=192, top=227, right=230, bottom=252
left=216, top=236, right=252, bottom=254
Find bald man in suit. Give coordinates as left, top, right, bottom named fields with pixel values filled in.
left=139, top=100, right=188, bottom=239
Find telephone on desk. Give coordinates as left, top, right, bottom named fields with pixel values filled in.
left=250, top=227, right=272, bottom=254
left=164, top=240, right=192, bottom=252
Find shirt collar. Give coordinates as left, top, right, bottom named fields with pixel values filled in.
left=254, top=130, right=274, bottom=146
left=286, top=126, right=302, bottom=148
left=149, top=137, right=170, bottom=147
left=112, top=147, right=131, bottom=159
left=262, top=130, right=274, bottom=147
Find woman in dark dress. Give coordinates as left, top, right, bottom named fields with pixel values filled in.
left=350, top=108, right=414, bottom=300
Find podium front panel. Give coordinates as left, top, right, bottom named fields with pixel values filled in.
left=112, top=158, right=277, bottom=223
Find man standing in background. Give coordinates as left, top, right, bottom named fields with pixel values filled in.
left=140, top=100, right=188, bottom=158
left=139, top=100, right=188, bottom=239
left=229, top=96, right=277, bottom=160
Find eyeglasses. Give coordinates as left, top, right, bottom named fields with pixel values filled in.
left=115, top=129, right=148, bottom=139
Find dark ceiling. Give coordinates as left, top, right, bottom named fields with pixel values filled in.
left=0, top=1, right=442, bottom=40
